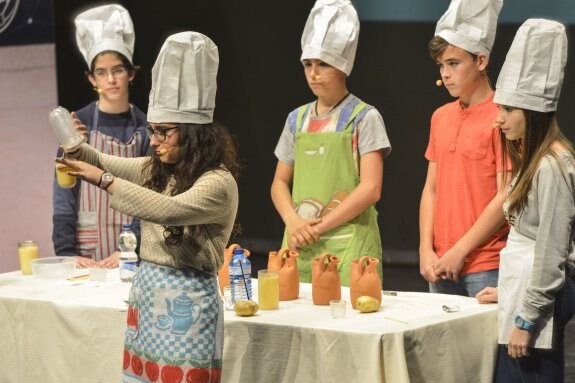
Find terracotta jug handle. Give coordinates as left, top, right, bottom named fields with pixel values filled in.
left=226, top=243, right=241, bottom=259
left=366, top=257, right=379, bottom=270
left=228, top=243, right=250, bottom=257
left=277, top=248, right=290, bottom=265
left=358, top=256, right=370, bottom=272
left=318, top=252, right=329, bottom=268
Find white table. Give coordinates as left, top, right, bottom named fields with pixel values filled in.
left=0, top=270, right=129, bottom=383
left=0, top=271, right=498, bottom=383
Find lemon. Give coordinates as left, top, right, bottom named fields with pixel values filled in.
left=234, top=300, right=259, bottom=316
left=356, top=296, right=380, bottom=313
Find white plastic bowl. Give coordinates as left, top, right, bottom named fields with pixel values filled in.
left=31, top=257, right=75, bottom=279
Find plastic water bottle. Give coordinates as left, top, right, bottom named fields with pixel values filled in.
left=229, top=247, right=252, bottom=303
left=118, top=224, right=138, bottom=282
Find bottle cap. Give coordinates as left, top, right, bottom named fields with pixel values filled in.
left=232, top=247, right=244, bottom=255
left=122, top=224, right=132, bottom=231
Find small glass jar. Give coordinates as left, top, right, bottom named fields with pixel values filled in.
left=18, top=240, right=39, bottom=275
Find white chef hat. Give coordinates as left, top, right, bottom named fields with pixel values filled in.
left=147, top=32, right=219, bottom=124
left=494, top=19, right=567, bottom=113
left=75, top=4, right=135, bottom=67
left=435, top=0, right=503, bottom=56
left=300, top=0, right=359, bottom=76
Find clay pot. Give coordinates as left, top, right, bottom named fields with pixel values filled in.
left=312, top=253, right=341, bottom=305
left=350, top=256, right=382, bottom=309
left=268, top=248, right=300, bottom=301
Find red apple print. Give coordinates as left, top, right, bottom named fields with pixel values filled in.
left=161, top=365, right=184, bottom=383
left=145, top=360, right=160, bottom=382
left=210, top=368, right=221, bottom=383
left=127, top=307, right=134, bottom=325
left=133, top=308, right=139, bottom=326
left=127, top=306, right=137, bottom=327
left=123, top=349, right=130, bottom=370
left=186, top=368, right=210, bottom=383
left=132, top=354, right=144, bottom=376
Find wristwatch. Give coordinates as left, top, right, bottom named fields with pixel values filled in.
left=514, top=315, right=536, bottom=332
left=98, top=172, right=114, bottom=190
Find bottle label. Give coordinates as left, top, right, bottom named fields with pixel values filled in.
left=121, top=261, right=138, bottom=272
left=230, top=272, right=252, bottom=302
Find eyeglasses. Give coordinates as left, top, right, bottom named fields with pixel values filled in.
left=146, top=126, right=178, bottom=142
left=93, top=66, right=128, bottom=80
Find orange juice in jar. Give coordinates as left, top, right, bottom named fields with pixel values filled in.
left=18, top=240, right=39, bottom=275
left=55, top=163, right=77, bottom=188
left=258, top=270, right=279, bottom=310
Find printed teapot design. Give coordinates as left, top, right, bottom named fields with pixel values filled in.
left=163, top=293, right=201, bottom=335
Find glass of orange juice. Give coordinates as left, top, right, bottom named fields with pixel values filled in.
left=18, top=240, right=39, bottom=275
left=55, top=162, right=77, bottom=188
left=258, top=269, right=279, bottom=310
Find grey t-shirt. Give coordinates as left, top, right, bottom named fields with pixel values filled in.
left=505, top=151, right=575, bottom=324
left=274, top=94, right=391, bottom=165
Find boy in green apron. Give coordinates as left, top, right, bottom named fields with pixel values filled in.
left=272, top=0, right=391, bottom=286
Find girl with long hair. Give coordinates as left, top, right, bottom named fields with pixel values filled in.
left=476, top=19, right=575, bottom=382
left=57, top=32, right=238, bottom=383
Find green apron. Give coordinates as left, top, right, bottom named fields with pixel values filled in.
left=282, top=102, right=382, bottom=286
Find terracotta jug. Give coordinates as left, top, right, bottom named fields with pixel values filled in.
left=268, top=248, right=300, bottom=301
left=218, top=244, right=250, bottom=294
left=311, top=253, right=341, bottom=305
left=350, top=256, right=382, bottom=309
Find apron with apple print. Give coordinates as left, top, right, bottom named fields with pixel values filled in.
left=122, top=261, right=223, bottom=383
left=282, top=100, right=382, bottom=286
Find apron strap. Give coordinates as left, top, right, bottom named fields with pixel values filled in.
left=343, top=101, right=368, bottom=133
left=295, top=104, right=312, bottom=133
left=293, top=99, right=370, bottom=134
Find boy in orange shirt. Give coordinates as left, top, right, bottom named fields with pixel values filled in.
left=419, top=0, right=510, bottom=297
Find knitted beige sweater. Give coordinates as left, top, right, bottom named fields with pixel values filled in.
left=76, top=144, right=238, bottom=274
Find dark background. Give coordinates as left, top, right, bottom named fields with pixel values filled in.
left=0, top=0, right=54, bottom=45
left=50, top=0, right=575, bottom=264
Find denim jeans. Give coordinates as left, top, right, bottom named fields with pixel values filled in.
left=429, top=269, right=499, bottom=297
left=494, top=278, right=575, bottom=382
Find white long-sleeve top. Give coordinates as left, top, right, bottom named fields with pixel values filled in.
left=504, top=151, right=575, bottom=324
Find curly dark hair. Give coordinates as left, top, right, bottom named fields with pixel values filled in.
left=142, top=122, right=240, bottom=246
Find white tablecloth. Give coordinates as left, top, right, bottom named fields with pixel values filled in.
left=0, top=270, right=129, bottom=383
left=225, top=282, right=498, bottom=383
left=0, top=271, right=498, bottom=383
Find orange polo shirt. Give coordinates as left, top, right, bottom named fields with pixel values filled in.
left=425, top=94, right=509, bottom=275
